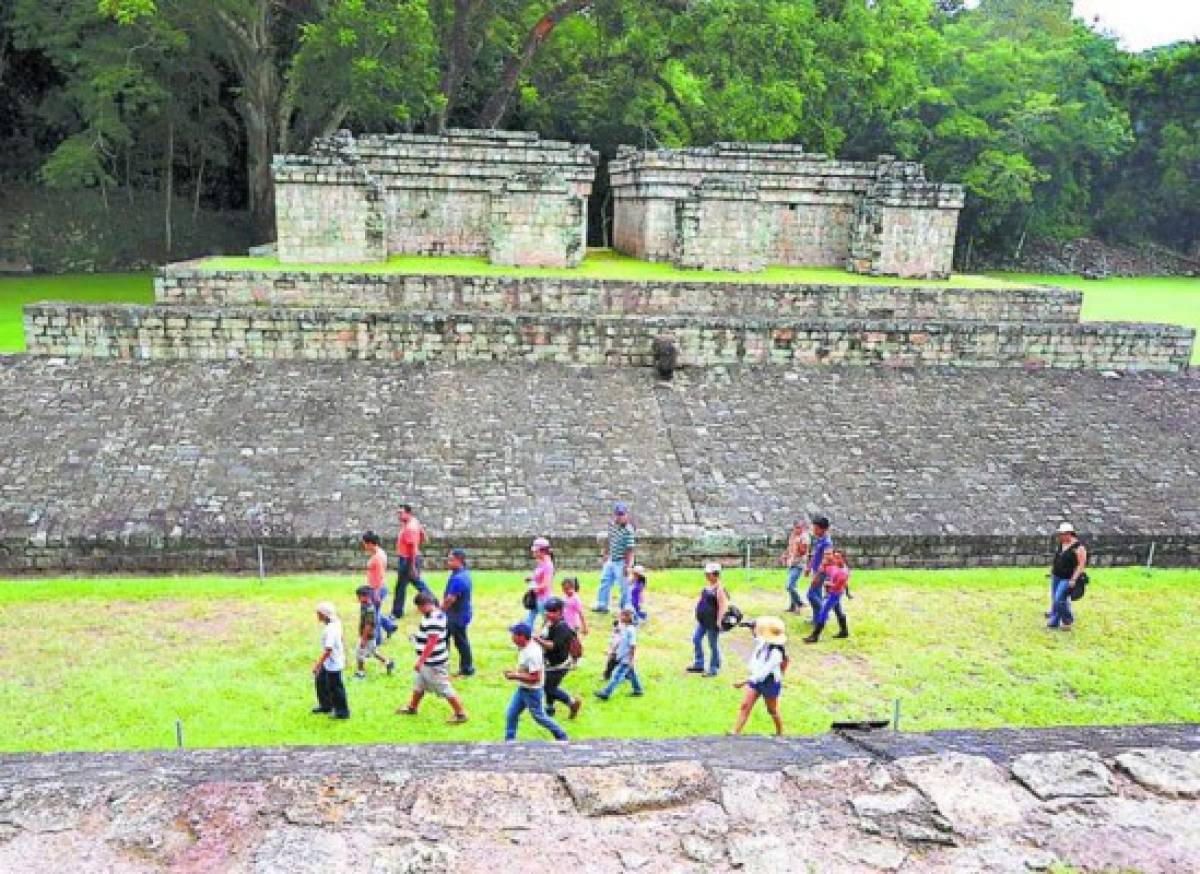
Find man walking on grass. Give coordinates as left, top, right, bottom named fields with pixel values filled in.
left=397, top=592, right=468, bottom=724
left=442, top=547, right=475, bottom=677
left=362, top=531, right=397, bottom=644
left=803, top=515, right=833, bottom=624
left=312, top=602, right=350, bottom=720
left=503, top=622, right=568, bottom=742
left=535, top=597, right=583, bottom=719
left=392, top=503, right=432, bottom=619
left=595, top=502, right=636, bottom=613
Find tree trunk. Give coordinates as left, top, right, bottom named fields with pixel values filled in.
left=432, top=0, right=476, bottom=132
left=193, top=140, right=205, bottom=220
left=164, top=116, right=174, bottom=253
left=476, top=0, right=592, bottom=129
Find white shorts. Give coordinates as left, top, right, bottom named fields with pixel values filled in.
left=413, top=664, right=456, bottom=698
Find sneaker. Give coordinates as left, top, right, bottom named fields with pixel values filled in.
left=594, top=691, right=610, bottom=700
left=833, top=632, right=849, bottom=639
left=591, top=606, right=610, bottom=614
left=447, top=713, right=469, bottom=725
left=331, top=713, right=350, bottom=720
left=703, top=671, right=719, bottom=678
left=569, top=698, right=583, bottom=719
left=396, top=706, right=418, bottom=716
left=353, top=671, right=366, bottom=680
left=631, top=691, right=644, bottom=697
left=685, top=665, right=705, bottom=674
left=311, top=707, right=331, bottom=715
left=385, top=660, right=396, bottom=675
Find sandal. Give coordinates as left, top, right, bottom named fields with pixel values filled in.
left=396, top=706, right=418, bottom=716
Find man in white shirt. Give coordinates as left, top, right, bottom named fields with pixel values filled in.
left=502, top=622, right=568, bottom=742
left=312, top=601, right=350, bottom=719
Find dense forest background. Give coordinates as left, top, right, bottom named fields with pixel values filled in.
left=1, top=0, right=1197, bottom=272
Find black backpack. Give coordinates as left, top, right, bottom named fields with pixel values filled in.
left=1070, top=572, right=1090, bottom=601
left=720, top=602, right=744, bottom=632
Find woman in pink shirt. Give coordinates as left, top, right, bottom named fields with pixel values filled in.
left=525, top=536, right=555, bottom=628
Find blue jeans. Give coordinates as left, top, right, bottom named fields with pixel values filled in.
left=691, top=624, right=721, bottom=674
left=372, top=587, right=397, bottom=645
left=504, top=687, right=568, bottom=741
left=785, top=566, right=804, bottom=610
left=595, top=560, right=629, bottom=611
left=806, top=576, right=824, bottom=619
left=525, top=596, right=547, bottom=630
left=392, top=556, right=431, bottom=618
left=1048, top=576, right=1075, bottom=627
left=816, top=592, right=845, bottom=625
left=598, top=661, right=643, bottom=698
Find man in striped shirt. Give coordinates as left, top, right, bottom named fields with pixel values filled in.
left=396, top=592, right=468, bottom=723
left=594, top=502, right=636, bottom=613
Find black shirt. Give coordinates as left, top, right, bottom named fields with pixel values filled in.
left=541, top=620, right=575, bottom=671
left=1052, top=540, right=1084, bottom=579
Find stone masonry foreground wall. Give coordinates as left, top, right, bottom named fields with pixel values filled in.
left=24, top=303, right=1194, bottom=372
left=2, top=726, right=1199, bottom=873
left=1, top=359, right=1197, bottom=573
left=156, top=267, right=1086, bottom=324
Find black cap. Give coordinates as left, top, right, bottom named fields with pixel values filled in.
left=355, top=585, right=372, bottom=598
left=414, top=591, right=436, bottom=607
left=544, top=597, right=565, bottom=612
left=811, top=514, right=831, bottom=528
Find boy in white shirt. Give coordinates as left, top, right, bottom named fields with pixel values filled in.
left=312, top=601, right=350, bottom=719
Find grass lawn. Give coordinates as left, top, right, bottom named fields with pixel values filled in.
left=1, top=567, right=1196, bottom=753
left=993, top=272, right=1200, bottom=363
left=0, top=272, right=153, bottom=352
left=198, top=248, right=1035, bottom=289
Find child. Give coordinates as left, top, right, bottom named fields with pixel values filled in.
left=354, top=585, right=395, bottom=679
left=803, top=550, right=850, bottom=644
left=561, top=577, right=588, bottom=636
left=311, top=602, right=350, bottom=719
left=630, top=564, right=649, bottom=622
left=595, top=608, right=643, bottom=699
left=602, top=616, right=621, bottom=680
left=732, top=616, right=788, bottom=735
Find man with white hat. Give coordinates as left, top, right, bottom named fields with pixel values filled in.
left=687, top=562, right=729, bottom=677
left=312, top=601, right=350, bottom=719
left=1048, top=522, right=1087, bottom=630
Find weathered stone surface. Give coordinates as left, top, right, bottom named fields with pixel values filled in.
left=1010, top=751, right=1115, bottom=800
left=896, top=753, right=1029, bottom=837
left=1115, top=748, right=1200, bottom=798
left=1, top=359, right=1198, bottom=572
left=851, top=789, right=925, bottom=818
left=559, top=761, right=714, bottom=815
left=411, top=771, right=572, bottom=827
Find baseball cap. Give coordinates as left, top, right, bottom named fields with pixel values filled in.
left=613, top=502, right=629, bottom=515
left=1057, top=522, right=1076, bottom=534
left=449, top=547, right=468, bottom=561
left=509, top=622, right=533, bottom=637
left=316, top=601, right=337, bottom=618
left=704, top=561, right=722, bottom=575
left=355, top=585, right=372, bottom=598
left=811, top=514, right=831, bottom=528
left=632, top=564, right=646, bottom=576
left=531, top=536, right=551, bottom=551
left=544, top=597, right=565, bottom=612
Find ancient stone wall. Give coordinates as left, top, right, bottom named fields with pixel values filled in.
left=272, top=130, right=598, bottom=267
left=24, top=303, right=1194, bottom=372
left=2, top=727, right=1199, bottom=873
left=155, top=267, right=1086, bottom=324
left=610, top=144, right=965, bottom=278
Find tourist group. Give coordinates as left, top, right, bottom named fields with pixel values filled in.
left=311, top=502, right=1088, bottom=740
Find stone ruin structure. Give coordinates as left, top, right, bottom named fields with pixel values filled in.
left=272, top=129, right=599, bottom=268
left=610, top=143, right=964, bottom=278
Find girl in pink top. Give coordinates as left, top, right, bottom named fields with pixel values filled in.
left=526, top=537, right=555, bottom=627
left=561, top=577, right=588, bottom=635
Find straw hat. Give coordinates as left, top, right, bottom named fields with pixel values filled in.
left=754, top=616, right=787, bottom=645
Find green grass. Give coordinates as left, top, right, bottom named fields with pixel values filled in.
left=993, top=273, right=1200, bottom=363
left=199, top=248, right=1034, bottom=288
left=0, top=272, right=153, bottom=351
left=1, top=567, right=1196, bottom=753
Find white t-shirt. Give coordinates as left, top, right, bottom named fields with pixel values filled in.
left=321, top=621, right=346, bottom=672
left=517, top=640, right=545, bottom=689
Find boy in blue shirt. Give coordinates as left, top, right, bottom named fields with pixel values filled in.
left=804, top=515, right=832, bottom=624
left=595, top=608, right=643, bottom=700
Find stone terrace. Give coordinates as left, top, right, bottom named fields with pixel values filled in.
left=1, top=358, right=1197, bottom=572
left=1, top=726, right=1199, bottom=873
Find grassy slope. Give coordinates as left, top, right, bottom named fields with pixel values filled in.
left=198, top=249, right=1033, bottom=288
left=0, top=273, right=153, bottom=351
left=1, top=567, right=1195, bottom=753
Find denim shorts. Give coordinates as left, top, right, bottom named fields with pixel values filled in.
left=749, top=677, right=782, bottom=699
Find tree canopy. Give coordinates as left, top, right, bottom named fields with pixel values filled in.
left=1, top=0, right=1197, bottom=262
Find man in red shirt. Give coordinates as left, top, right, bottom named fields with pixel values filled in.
left=391, top=503, right=433, bottom=619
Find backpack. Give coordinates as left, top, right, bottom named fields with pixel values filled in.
left=522, top=588, right=537, bottom=610
left=720, top=602, right=744, bottom=633
left=1069, top=572, right=1089, bottom=601
left=568, top=628, right=584, bottom=660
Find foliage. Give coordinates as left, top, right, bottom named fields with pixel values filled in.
left=0, top=567, right=1196, bottom=751
left=1, top=0, right=1199, bottom=265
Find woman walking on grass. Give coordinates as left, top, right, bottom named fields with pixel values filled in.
left=732, top=616, right=789, bottom=736
left=525, top=537, right=555, bottom=628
